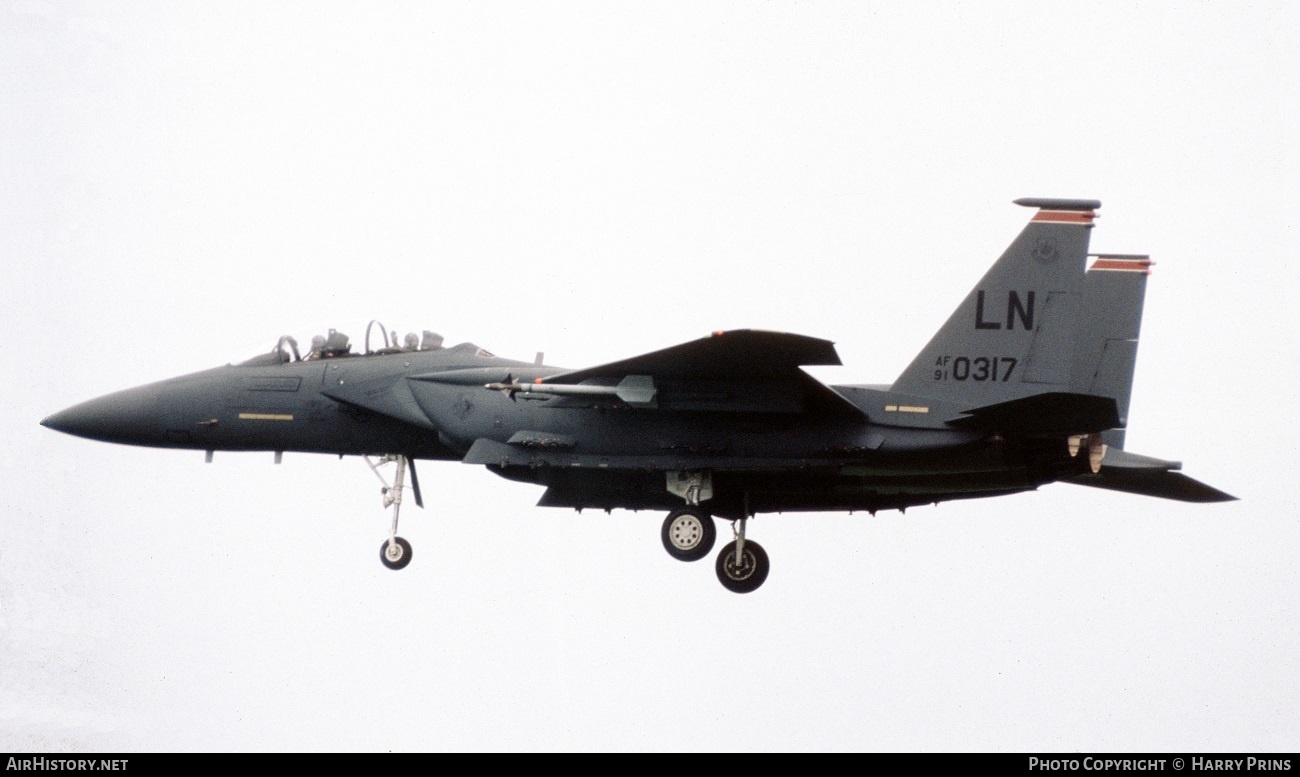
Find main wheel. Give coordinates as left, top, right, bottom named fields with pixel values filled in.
left=380, top=536, right=413, bottom=570
left=661, top=508, right=717, bottom=561
left=715, top=540, right=769, bottom=593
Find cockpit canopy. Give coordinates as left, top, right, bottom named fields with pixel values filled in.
left=238, top=321, right=446, bottom=367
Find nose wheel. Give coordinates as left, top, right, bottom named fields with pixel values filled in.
left=366, top=454, right=422, bottom=571
left=380, top=536, right=412, bottom=570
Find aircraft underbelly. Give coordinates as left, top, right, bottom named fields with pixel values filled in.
left=493, top=444, right=1042, bottom=518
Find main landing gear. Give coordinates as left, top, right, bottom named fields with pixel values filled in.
left=661, top=508, right=717, bottom=561
left=660, top=471, right=769, bottom=593
left=658, top=509, right=770, bottom=593
left=366, top=454, right=423, bottom=571
left=715, top=517, right=769, bottom=594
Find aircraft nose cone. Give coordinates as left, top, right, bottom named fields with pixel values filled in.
left=42, top=386, right=163, bottom=445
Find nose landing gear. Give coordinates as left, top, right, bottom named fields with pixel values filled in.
left=366, top=454, right=422, bottom=571
left=381, top=536, right=412, bottom=571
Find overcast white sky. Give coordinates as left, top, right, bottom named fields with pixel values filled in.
left=3, top=1, right=1297, bottom=751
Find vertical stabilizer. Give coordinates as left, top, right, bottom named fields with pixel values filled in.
left=891, top=198, right=1099, bottom=405
left=1070, top=254, right=1151, bottom=448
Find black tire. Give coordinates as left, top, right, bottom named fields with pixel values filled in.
left=380, top=536, right=413, bottom=570
left=661, top=508, right=716, bottom=562
left=715, top=540, right=769, bottom=593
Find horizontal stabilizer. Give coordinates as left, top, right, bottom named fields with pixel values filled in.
left=1094, top=447, right=1181, bottom=471
left=947, top=392, right=1120, bottom=436
left=1065, top=469, right=1237, bottom=503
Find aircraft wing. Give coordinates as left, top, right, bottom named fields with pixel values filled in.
left=543, top=330, right=864, bottom=418
left=546, top=329, right=841, bottom=382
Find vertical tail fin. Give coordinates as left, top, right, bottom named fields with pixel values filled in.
left=891, top=198, right=1100, bottom=405
left=1070, top=254, right=1151, bottom=449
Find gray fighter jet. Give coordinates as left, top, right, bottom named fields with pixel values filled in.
left=42, top=198, right=1234, bottom=592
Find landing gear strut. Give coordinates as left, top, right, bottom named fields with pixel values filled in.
left=366, top=454, right=422, bottom=571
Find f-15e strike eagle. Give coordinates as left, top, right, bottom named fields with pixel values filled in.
left=42, top=198, right=1234, bottom=592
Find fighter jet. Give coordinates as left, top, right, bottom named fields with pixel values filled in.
left=42, top=198, right=1234, bottom=592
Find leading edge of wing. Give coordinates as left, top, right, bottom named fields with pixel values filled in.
left=544, top=329, right=841, bottom=383
left=544, top=329, right=863, bottom=419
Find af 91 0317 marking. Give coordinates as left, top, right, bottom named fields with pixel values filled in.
left=933, top=355, right=1017, bottom=382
